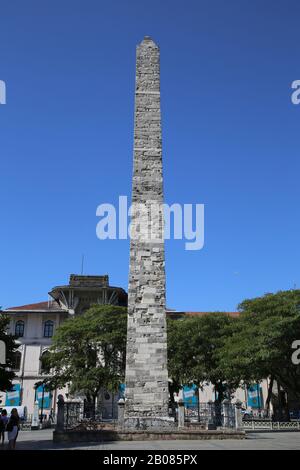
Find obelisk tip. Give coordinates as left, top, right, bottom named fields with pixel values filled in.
left=140, top=36, right=158, bottom=47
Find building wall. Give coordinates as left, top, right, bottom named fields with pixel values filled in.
left=0, top=310, right=67, bottom=416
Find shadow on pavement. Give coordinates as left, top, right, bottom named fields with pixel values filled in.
left=3, top=440, right=109, bottom=450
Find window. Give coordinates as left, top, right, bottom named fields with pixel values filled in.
left=43, top=320, right=54, bottom=338
left=15, top=320, right=25, bottom=337
left=11, top=351, right=21, bottom=371
left=40, top=350, right=51, bottom=374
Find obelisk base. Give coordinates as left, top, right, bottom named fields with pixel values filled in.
left=122, top=416, right=176, bottom=431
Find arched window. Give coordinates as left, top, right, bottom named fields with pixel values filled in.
left=11, top=351, right=21, bottom=371
left=40, top=350, right=51, bottom=374
left=43, top=320, right=54, bottom=338
left=15, top=320, right=25, bottom=338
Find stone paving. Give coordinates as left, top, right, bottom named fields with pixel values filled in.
left=3, top=429, right=300, bottom=450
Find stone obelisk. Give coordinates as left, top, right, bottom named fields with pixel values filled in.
left=124, top=37, right=170, bottom=428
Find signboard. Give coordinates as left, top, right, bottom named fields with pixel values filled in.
left=183, top=384, right=198, bottom=408
left=247, top=384, right=263, bottom=409
left=36, top=385, right=52, bottom=409
left=5, top=383, right=21, bottom=406
left=118, top=383, right=125, bottom=398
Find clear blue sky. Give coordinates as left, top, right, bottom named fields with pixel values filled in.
left=0, top=0, right=299, bottom=311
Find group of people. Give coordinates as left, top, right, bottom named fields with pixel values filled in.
left=0, top=408, right=20, bottom=450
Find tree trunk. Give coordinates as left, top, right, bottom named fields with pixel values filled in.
left=91, top=394, right=97, bottom=420
left=214, top=382, right=224, bottom=427
left=265, top=376, right=274, bottom=417
left=85, top=392, right=96, bottom=419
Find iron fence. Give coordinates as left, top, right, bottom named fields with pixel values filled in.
left=64, top=401, right=118, bottom=430
left=62, top=400, right=238, bottom=431
left=243, top=420, right=300, bottom=431
left=184, top=401, right=236, bottom=428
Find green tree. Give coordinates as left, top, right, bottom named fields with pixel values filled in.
left=219, top=290, right=300, bottom=412
left=167, top=313, right=238, bottom=404
left=43, top=305, right=127, bottom=407
left=0, top=313, right=18, bottom=392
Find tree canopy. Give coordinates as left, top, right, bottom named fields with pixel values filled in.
left=219, top=290, right=300, bottom=401
left=43, top=305, right=127, bottom=403
left=168, top=290, right=300, bottom=407
left=167, top=313, right=238, bottom=403
left=0, top=313, right=18, bottom=392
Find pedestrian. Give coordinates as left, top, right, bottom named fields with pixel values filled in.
left=6, top=408, right=20, bottom=450
left=0, top=409, right=8, bottom=445
left=49, top=408, right=54, bottom=423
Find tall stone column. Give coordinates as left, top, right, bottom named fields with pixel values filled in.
left=124, top=37, right=170, bottom=428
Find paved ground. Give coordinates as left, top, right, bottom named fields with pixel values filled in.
left=1, top=429, right=300, bottom=450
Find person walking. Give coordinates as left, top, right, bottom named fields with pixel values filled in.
left=0, top=409, right=9, bottom=445
left=6, top=408, right=20, bottom=450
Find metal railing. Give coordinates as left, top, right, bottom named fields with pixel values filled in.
left=63, top=401, right=119, bottom=431
left=60, top=400, right=238, bottom=431
left=243, top=420, right=300, bottom=431
left=184, top=401, right=236, bottom=428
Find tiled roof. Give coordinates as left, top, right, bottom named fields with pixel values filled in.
left=4, top=302, right=239, bottom=317
left=185, top=311, right=239, bottom=317
left=167, top=311, right=239, bottom=318
left=5, top=301, right=63, bottom=312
